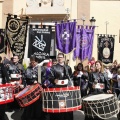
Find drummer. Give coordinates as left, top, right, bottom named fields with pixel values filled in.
left=7, top=55, right=25, bottom=109
left=49, top=53, right=73, bottom=120
left=0, top=56, right=10, bottom=120
left=84, top=60, right=111, bottom=120
left=6, top=55, right=25, bottom=85
left=21, top=55, right=49, bottom=120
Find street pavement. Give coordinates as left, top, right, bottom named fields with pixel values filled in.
left=5, top=109, right=118, bottom=120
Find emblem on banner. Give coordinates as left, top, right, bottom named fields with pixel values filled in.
left=103, top=41, right=110, bottom=58
left=32, top=35, right=46, bottom=51
left=79, top=35, right=89, bottom=49
left=61, top=29, right=72, bottom=42
left=8, top=19, right=20, bottom=32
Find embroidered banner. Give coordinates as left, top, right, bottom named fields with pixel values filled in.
left=5, top=16, right=28, bottom=62
left=98, top=35, right=115, bottom=64
left=73, top=26, right=95, bottom=61
left=55, top=21, right=76, bottom=54
left=28, top=27, right=52, bottom=62
left=0, top=29, right=5, bottom=53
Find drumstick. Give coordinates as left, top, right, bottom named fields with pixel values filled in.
left=38, top=65, right=41, bottom=84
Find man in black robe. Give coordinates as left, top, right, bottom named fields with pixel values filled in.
left=49, top=53, right=73, bottom=120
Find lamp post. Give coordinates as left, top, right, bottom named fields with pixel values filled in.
left=81, top=16, right=86, bottom=25
left=90, top=17, right=96, bottom=26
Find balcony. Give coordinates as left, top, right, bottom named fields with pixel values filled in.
left=26, top=0, right=67, bottom=15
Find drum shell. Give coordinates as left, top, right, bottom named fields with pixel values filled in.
left=15, top=83, right=43, bottom=107
left=43, top=86, right=82, bottom=113
left=82, top=94, right=119, bottom=119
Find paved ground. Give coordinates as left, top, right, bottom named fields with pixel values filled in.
left=5, top=109, right=118, bottom=120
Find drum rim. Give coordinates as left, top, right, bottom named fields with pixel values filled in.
left=20, top=95, right=40, bottom=107
left=82, top=94, right=114, bottom=101
left=0, top=83, right=13, bottom=87
left=0, top=98, right=14, bottom=104
left=44, top=86, right=80, bottom=92
left=15, top=83, right=41, bottom=98
left=43, top=105, right=82, bottom=113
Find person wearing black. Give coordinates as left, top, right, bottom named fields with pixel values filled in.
left=2, top=56, right=11, bottom=66
left=7, top=55, right=25, bottom=85
left=0, top=56, right=10, bottom=120
left=21, top=55, right=50, bottom=120
left=84, top=60, right=111, bottom=120
left=7, top=55, right=25, bottom=109
left=49, top=53, right=73, bottom=120
left=73, top=63, right=89, bottom=97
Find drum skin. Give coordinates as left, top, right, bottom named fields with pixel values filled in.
left=82, top=94, right=119, bottom=119
left=0, top=84, right=14, bottom=104
left=15, top=83, right=43, bottom=107
left=43, top=86, right=82, bottom=113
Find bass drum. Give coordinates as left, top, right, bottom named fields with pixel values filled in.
left=43, top=86, right=82, bottom=113
left=0, top=84, right=14, bottom=104
left=15, top=83, right=43, bottom=107
left=82, top=94, right=119, bottom=119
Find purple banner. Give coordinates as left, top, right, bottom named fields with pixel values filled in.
left=55, top=21, right=76, bottom=54
left=73, top=26, right=95, bottom=61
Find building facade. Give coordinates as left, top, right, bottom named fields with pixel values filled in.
left=1, top=0, right=120, bottom=69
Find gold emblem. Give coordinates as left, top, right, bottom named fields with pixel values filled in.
left=8, top=19, right=20, bottom=32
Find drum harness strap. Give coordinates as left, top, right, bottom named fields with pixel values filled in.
left=86, top=93, right=119, bottom=119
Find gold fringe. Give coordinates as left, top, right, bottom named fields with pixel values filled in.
left=56, top=48, right=76, bottom=55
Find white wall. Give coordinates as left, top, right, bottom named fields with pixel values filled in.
left=0, top=3, right=3, bottom=28
left=91, top=1, right=120, bottom=63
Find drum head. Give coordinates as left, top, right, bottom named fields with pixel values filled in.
left=83, top=94, right=113, bottom=101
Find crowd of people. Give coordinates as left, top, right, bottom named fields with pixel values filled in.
left=0, top=54, right=119, bottom=120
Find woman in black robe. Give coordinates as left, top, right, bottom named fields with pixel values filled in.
left=84, top=60, right=111, bottom=120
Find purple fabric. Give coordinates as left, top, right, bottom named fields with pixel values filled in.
left=73, top=26, right=95, bottom=61
left=55, top=21, right=76, bottom=54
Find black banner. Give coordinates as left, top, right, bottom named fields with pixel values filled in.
left=0, top=29, right=6, bottom=53
left=98, top=35, right=115, bottom=64
left=28, top=28, right=52, bottom=62
left=5, top=16, right=28, bottom=62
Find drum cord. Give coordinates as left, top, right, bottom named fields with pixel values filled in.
left=86, top=94, right=119, bottom=119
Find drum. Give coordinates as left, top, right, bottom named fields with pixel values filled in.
left=82, top=94, right=119, bottom=119
left=15, top=83, right=43, bottom=107
left=43, top=86, right=82, bottom=113
left=0, top=84, right=14, bottom=104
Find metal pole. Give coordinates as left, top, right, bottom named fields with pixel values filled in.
left=105, top=21, right=109, bottom=35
